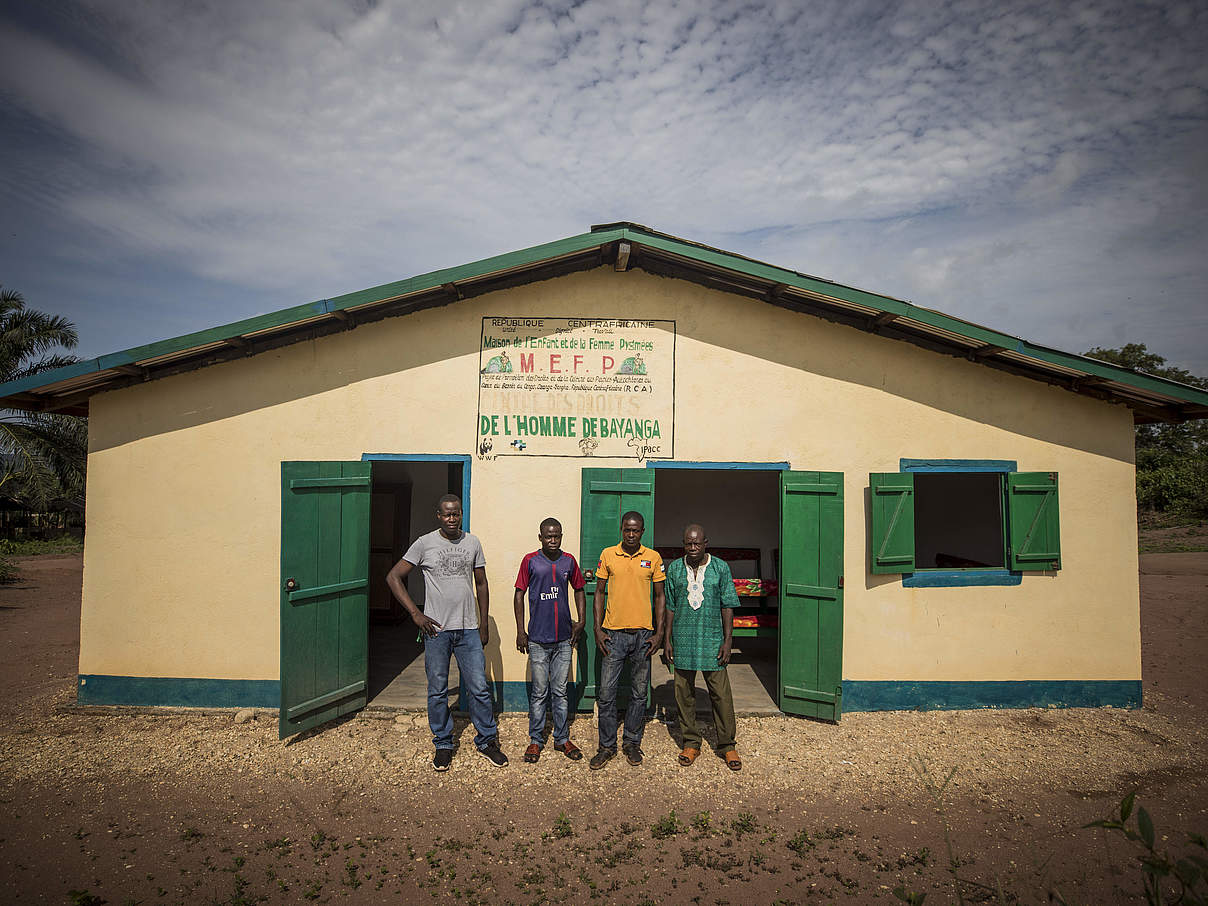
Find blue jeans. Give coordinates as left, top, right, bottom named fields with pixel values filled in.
left=424, top=629, right=497, bottom=751
left=597, top=628, right=652, bottom=750
left=527, top=639, right=573, bottom=746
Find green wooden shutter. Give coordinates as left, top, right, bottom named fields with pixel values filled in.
left=870, top=472, right=915, bottom=574
left=279, top=461, right=371, bottom=740
left=576, top=468, right=655, bottom=710
left=1006, top=472, right=1061, bottom=571
left=779, top=471, right=844, bottom=721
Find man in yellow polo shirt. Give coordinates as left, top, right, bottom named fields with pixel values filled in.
left=590, top=511, right=666, bottom=770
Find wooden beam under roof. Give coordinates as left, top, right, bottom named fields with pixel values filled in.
left=869, top=311, right=899, bottom=331
left=968, top=344, right=1007, bottom=360
left=615, top=241, right=631, bottom=272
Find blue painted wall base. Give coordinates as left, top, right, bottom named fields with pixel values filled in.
left=842, top=679, right=1142, bottom=711
left=77, top=675, right=279, bottom=708
left=75, top=675, right=1142, bottom=713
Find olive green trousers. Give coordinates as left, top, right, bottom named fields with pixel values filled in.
left=673, top=667, right=737, bottom=752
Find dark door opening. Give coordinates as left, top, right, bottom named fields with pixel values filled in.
left=366, top=459, right=465, bottom=708
left=651, top=468, right=781, bottom=714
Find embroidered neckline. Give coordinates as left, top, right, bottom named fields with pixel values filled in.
left=685, top=554, right=710, bottom=610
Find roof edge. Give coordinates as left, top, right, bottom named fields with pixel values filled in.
left=2, top=223, right=1207, bottom=417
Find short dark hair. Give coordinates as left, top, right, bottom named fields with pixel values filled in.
left=437, top=494, right=461, bottom=509
left=620, top=510, right=644, bottom=528
left=539, top=517, right=562, bottom=533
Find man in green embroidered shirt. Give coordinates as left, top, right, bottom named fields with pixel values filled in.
left=663, top=524, right=742, bottom=771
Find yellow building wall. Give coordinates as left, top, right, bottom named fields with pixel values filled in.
left=82, top=267, right=1140, bottom=687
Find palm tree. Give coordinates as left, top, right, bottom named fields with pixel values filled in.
left=0, top=286, right=86, bottom=511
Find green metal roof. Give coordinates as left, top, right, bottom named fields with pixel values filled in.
left=3, top=222, right=1206, bottom=423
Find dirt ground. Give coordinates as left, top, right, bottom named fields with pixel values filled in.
left=1, top=554, right=1206, bottom=905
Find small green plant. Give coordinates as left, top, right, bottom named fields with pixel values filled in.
left=651, top=811, right=684, bottom=840
left=893, top=887, right=927, bottom=905
left=552, top=812, right=574, bottom=839
left=731, top=813, right=757, bottom=838
left=1076, top=791, right=1208, bottom=906
left=787, top=829, right=814, bottom=854
left=68, top=892, right=105, bottom=906
left=691, top=812, right=713, bottom=836
left=818, top=825, right=855, bottom=840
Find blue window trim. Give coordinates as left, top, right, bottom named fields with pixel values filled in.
left=899, top=457, right=1021, bottom=587
left=646, top=460, right=790, bottom=470
left=903, top=569, right=1021, bottom=587
left=901, top=458, right=1017, bottom=473
left=361, top=454, right=472, bottom=528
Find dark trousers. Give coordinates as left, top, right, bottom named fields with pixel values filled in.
left=673, top=666, right=737, bottom=752
left=597, top=628, right=652, bottom=750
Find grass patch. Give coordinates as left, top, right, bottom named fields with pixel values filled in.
left=0, top=536, right=83, bottom=556
left=1138, top=517, right=1208, bottom=553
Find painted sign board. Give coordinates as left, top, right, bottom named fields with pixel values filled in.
left=476, top=317, right=675, bottom=460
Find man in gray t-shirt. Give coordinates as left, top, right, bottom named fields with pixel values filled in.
left=401, top=530, right=485, bottom=632
left=386, top=494, right=508, bottom=771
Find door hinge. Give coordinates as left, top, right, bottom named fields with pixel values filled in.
left=838, top=575, right=844, bottom=589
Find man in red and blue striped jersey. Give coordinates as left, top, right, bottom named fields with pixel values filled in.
left=514, top=517, right=587, bottom=764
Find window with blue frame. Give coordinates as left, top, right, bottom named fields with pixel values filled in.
left=869, top=460, right=1061, bottom=587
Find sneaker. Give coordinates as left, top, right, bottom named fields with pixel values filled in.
left=433, top=748, right=453, bottom=772
left=588, top=748, right=616, bottom=771
left=622, top=743, right=643, bottom=766
left=523, top=743, right=541, bottom=763
left=477, top=740, right=509, bottom=767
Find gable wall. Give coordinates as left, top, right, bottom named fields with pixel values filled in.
left=80, top=267, right=1139, bottom=695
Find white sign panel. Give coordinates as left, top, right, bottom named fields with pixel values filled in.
left=476, top=317, right=675, bottom=460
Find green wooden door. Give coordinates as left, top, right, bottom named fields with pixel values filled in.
left=778, top=471, right=844, bottom=721
left=279, top=461, right=371, bottom=740
left=576, top=468, right=655, bottom=710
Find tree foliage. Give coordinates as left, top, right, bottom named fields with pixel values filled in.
left=0, top=286, right=86, bottom=511
left=1084, top=343, right=1208, bottom=518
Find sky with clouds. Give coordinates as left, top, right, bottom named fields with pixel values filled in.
left=1, top=0, right=1206, bottom=375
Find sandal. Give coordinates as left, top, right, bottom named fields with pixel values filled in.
left=723, top=750, right=742, bottom=772
left=523, top=743, right=541, bottom=763
left=678, top=747, right=700, bottom=766
left=554, top=741, right=583, bottom=761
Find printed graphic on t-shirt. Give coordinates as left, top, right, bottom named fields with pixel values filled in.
left=434, top=547, right=475, bottom=578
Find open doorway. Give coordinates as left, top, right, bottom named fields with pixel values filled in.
left=366, top=457, right=465, bottom=708
left=651, top=467, right=781, bottom=714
